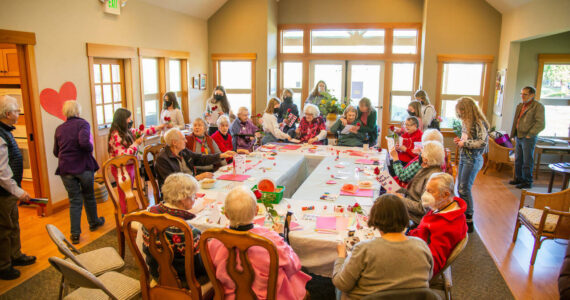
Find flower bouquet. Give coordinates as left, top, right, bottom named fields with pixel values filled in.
left=164, top=116, right=171, bottom=124
left=318, top=91, right=345, bottom=116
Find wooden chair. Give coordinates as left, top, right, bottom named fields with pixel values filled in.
left=429, top=235, right=469, bottom=300
left=143, top=143, right=166, bottom=203
left=198, top=228, right=279, bottom=300
left=103, top=155, right=149, bottom=258
left=444, top=148, right=455, bottom=178
left=483, top=138, right=515, bottom=176
left=123, top=211, right=213, bottom=300
left=512, top=188, right=570, bottom=265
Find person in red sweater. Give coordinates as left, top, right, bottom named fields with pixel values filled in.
left=212, top=115, right=248, bottom=163
left=408, top=172, right=468, bottom=276
left=396, top=116, right=423, bottom=164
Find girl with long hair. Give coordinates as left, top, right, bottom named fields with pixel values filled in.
left=454, top=97, right=489, bottom=233
left=261, top=97, right=294, bottom=144
left=414, top=90, right=436, bottom=131
left=305, top=80, right=327, bottom=107
left=205, top=86, right=234, bottom=136
left=160, top=92, right=185, bottom=130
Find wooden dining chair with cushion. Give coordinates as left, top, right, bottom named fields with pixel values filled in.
left=46, top=224, right=125, bottom=299
left=512, top=188, right=570, bottom=265
left=143, top=143, right=166, bottom=203
left=483, top=138, right=515, bottom=176
left=429, top=235, right=468, bottom=300
left=103, top=155, right=149, bottom=258
left=198, top=228, right=279, bottom=300
left=49, top=256, right=140, bottom=300
left=123, top=211, right=213, bottom=300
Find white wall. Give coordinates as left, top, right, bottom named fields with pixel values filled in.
left=0, top=0, right=209, bottom=204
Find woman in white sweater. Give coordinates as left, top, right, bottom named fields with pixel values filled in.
left=159, top=92, right=185, bottom=130
left=261, top=97, right=293, bottom=144
left=414, top=90, right=436, bottom=131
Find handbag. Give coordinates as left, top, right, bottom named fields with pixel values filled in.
left=495, top=132, right=513, bottom=148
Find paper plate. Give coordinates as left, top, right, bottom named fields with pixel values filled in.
left=257, top=178, right=276, bottom=192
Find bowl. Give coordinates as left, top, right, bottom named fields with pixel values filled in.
left=201, top=178, right=216, bottom=189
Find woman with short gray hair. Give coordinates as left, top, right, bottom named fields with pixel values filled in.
left=295, top=103, right=327, bottom=144
left=54, top=100, right=104, bottom=244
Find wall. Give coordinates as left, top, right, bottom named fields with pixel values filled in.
left=494, top=0, right=570, bottom=131
left=0, top=0, right=209, bottom=204
left=208, top=0, right=272, bottom=114
left=278, top=0, right=423, bottom=24
left=421, top=0, right=502, bottom=121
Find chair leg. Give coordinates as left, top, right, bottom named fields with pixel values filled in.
left=443, top=268, right=452, bottom=300
left=530, top=236, right=541, bottom=265
left=483, top=161, right=490, bottom=174
left=118, top=230, right=125, bottom=258
left=497, top=163, right=503, bottom=172
left=512, top=219, right=520, bottom=243
left=58, top=275, right=65, bottom=300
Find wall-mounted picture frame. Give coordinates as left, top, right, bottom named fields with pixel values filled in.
left=193, top=76, right=199, bottom=89
left=199, top=74, right=207, bottom=90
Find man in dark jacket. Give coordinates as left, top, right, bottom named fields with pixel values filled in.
left=155, top=128, right=235, bottom=188
left=509, top=86, right=545, bottom=189
left=0, top=96, right=36, bottom=280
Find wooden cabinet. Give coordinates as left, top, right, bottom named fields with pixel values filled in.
left=0, top=47, right=20, bottom=84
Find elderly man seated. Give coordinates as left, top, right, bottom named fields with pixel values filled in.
left=207, top=186, right=311, bottom=300
left=397, top=141, right=445, bottom=224
left=408, top=172, right=467, bottom=276
left=155, top=128, right=235, bottom=187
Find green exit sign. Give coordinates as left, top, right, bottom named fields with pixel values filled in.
left=104, top=0, right=120, bottom=15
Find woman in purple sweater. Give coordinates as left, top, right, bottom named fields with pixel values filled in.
left=53, top=101, right=104, bottom=244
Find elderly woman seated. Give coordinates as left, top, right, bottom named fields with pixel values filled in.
left=155, top=128, right=235, bottom=187
left=333, top=194, right=433, bottom=299
left=330, top=105, right=366, bottom=147
left=142, top=173, right=207, bottom=284
left=207, top=186, right=311, bottom=300
left=390, top=129, right=444, bottom=185
left=294, top=103, right=327, bottom=144
left=230, top=106, right=260, bottom=153
left=408, top=173, right=467, bottom=276
left=396, top=141, right=445, bottom=224
left=186, top=118, right=226, bottom=173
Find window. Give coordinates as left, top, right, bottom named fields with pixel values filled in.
left=93, top=59, right=125, bottom=127
left=282, top=62, right=303, bottom=110
left=390, top=63, right=415, bottom=122
left=282, top=30, right=303, bottom=53
left=141, top=58, right=160, bottom=126
left=435, top=55, right=493, bottom=129
left=169, top=59, right=183, bottom=111
left=311, top=29, right=385, bottom=54
left=213, top=54, right=256, bottom=114
left=393, top=29, right=418, bottom=54
left=536, top=54, right=570, bottom=137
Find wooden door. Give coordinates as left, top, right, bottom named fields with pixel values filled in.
left=91, top=58, right=126, bottom=168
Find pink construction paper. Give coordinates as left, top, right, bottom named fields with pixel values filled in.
left=349, top=152, right=366, bottom=157
left=355, top=159, right=374, bottom=164
left=326, top=180, right=337, bottom=184
left=340, top=189, right=374, bottom=197
left=335, top=164, right=346, bottom=168
left=217, top=174, right=251, bottom=181
left=316, top=216, right=337, bottom=231
left=281, top=144, right=302, bottom=150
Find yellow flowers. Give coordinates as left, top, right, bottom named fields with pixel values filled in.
left=321, top=99, right=326, bottom=104
left=341, top=103, right=346, bottom=109
left=331, top=100, right=336, bottom=105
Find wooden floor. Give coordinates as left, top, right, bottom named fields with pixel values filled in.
left=0, top=170, right=567, bottom=299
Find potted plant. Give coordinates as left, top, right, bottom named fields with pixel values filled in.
left=318, top=91, right=348, bottom=122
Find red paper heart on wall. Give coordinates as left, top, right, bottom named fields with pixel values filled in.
left=40, top=81, right=77, bottom=121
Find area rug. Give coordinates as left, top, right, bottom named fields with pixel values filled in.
left=0, top=230, right=513, bottom=300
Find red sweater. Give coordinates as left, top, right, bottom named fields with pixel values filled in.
left=211, top=131, right=233, bottom=162
left=408, top=197, right=468, bottom=276
left=397, top=129, right=423, bottom=164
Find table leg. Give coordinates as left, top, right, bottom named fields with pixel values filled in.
left=563, top=174, right=569, bottom=191
left=548, top=171, right=555, bottom=193
left=535, top=149, right=542, bottom=180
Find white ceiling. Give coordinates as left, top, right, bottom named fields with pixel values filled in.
left=137, top=0, right=229, bottom=20
left=485, top=0, right=533, bottom=13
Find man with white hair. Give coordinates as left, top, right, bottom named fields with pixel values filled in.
left=154, top=128, right=235, bottom=187
left=408, top=172, right=467, bottom=276
left=0, top=95, right=36, bottom=280
left=207, top=186, right=311, bottom=299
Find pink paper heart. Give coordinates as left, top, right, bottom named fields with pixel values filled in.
left=40, top=81, right=77, bottom=121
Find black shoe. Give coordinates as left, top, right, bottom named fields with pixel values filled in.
left=516, top=182, right=532, bottom=189
left=70, top=234, right=80, bottom=245
left=466, top=219, right=474, bottom=233
left=0, top=267, right=20, bottom=280
left=509, top=179, right=522, bottom=185
left=11, top=254, right=36, bottom=267
left=89, top=217, right=105, bottom=232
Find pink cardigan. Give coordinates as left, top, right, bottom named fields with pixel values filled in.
left=207, top=226, right=311, bottom=300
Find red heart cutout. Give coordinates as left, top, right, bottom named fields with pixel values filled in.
left=40, top=81, right=77, bottom=121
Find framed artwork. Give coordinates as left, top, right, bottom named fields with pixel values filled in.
left=193, top=76, right=199, bottom=89
left=494, top=69, right=506, bottom=117
left=199, top=74, right=207, bottom=90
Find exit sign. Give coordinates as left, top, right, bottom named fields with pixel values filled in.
left=104, top=0, right=120, bottom=15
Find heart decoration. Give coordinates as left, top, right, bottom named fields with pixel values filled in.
left=40, top=81, right=77, bottom=121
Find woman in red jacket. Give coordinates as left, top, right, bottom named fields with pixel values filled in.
left=408, top=172, right=468, bottom=276
left=396, top=116, right=423, bottom=164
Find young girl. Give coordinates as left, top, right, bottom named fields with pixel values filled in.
left=415, top=90, right=436, bottom=131
left=107, top=108, right=167, bottom=213
left=454, top=97, right=489, bottom=233
left=230, top=107, right=260, bottom=153
left=277, top=88, right=300, bottom=136
left=331, top=105, right=366, bottom=147
left=305, top=80, right=327, bottom=107
left=186, top=118, right=225, bottom=173
left=395, top=116, right=423, bottom=164
left=159, top=92, right=185, bottom=130
left=261, top=98, right=293, bottom=144
left=205, top=86, right=233, bottom=136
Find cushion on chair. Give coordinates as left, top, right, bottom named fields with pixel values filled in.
left=66, top=247, right=124, bottom=276
left=519, top=207, right=560, bottom=233
left=64, top=271, right=140, bottom=300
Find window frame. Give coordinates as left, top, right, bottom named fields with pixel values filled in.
left=435, top=54, right=494, bottom=132
left=536, top=54, right=570, bottom=138
left=92, top=58, right=127, bottom=127
left=211, top=53, right=257, bottom=115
